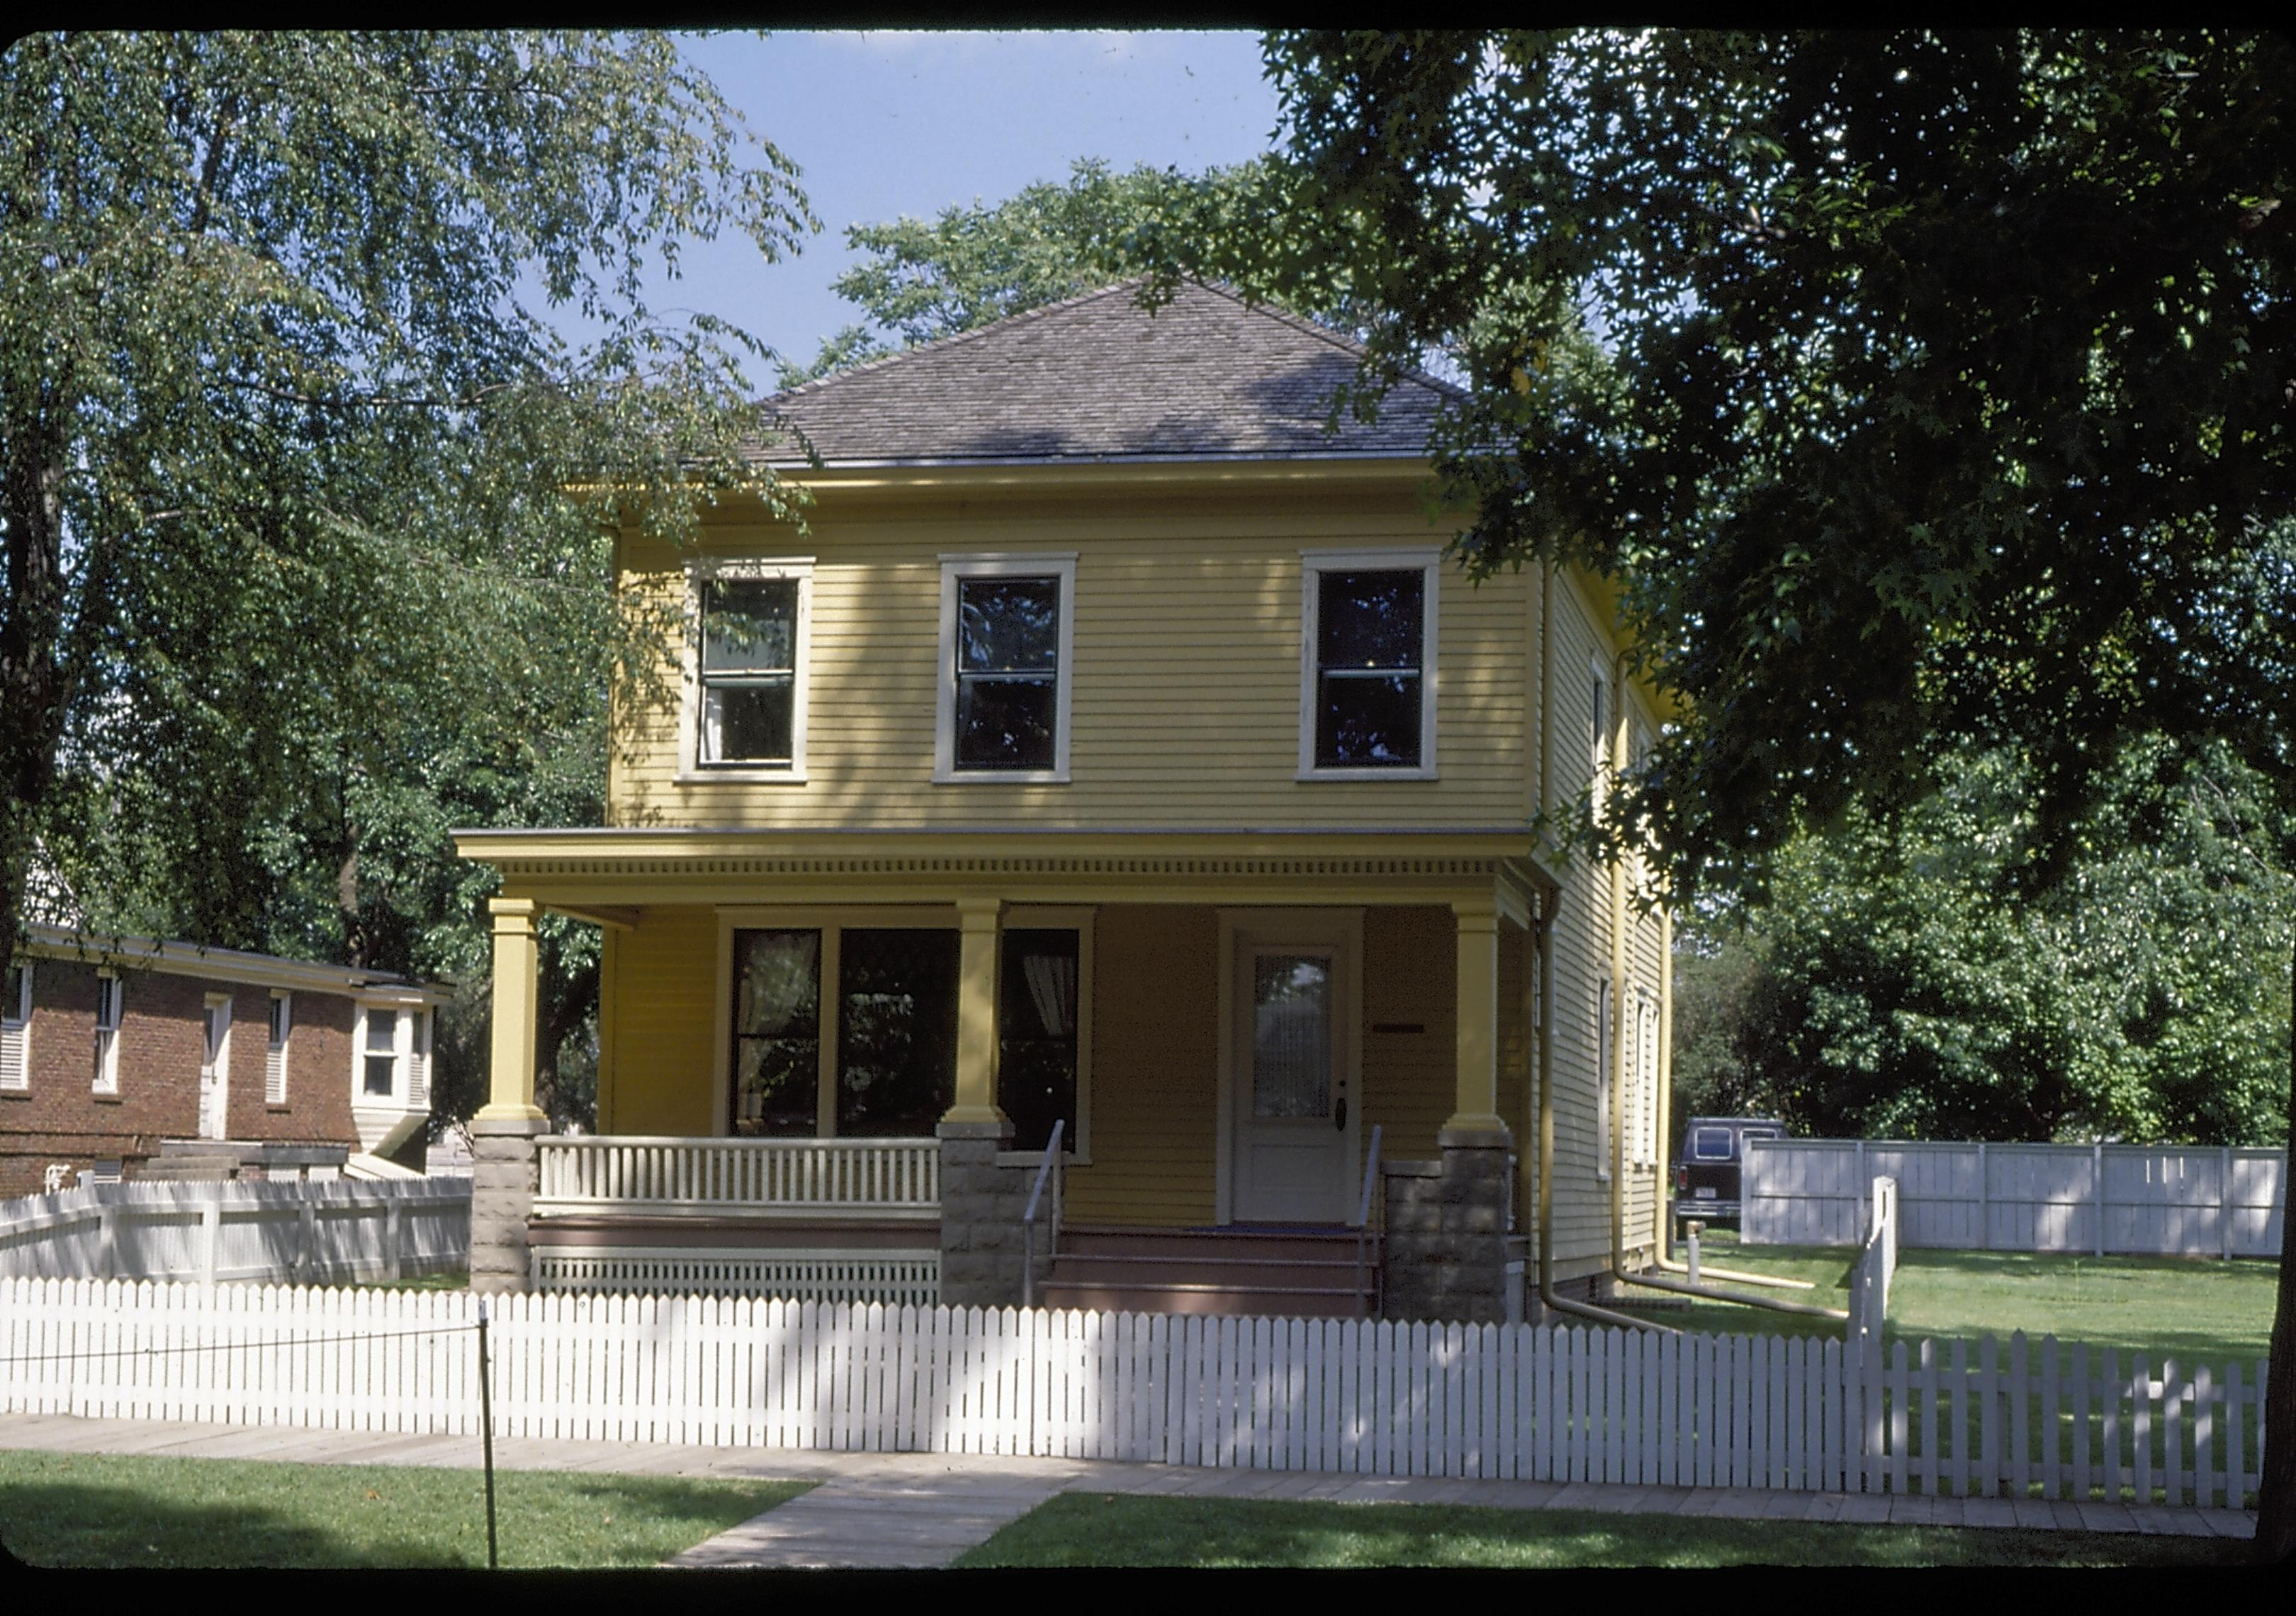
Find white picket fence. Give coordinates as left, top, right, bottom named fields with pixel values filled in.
left=0, top=1276, right=2265, bottom=1506
left=1745, top=1139, right=2286, bottom=1256
left=0, top=1181, right=469, bottom=1284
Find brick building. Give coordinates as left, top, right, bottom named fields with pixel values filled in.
left=1, top=924, right=452, bottom=1198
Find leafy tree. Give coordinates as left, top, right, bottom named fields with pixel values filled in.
left=1, top=31, right=816, bottom=1127
left=1256, top=28, right=2296, bottom=1556
left=1679, top=741, right=2292, bottom=1145
left=784, top=155, right=1362, bottom=384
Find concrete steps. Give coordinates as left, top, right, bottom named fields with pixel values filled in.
left=1041, top=1225, right=1378, bottom=1318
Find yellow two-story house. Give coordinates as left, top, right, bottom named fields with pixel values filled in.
left=454, top=281, right=1672, bottom=1321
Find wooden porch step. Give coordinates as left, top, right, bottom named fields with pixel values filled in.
left=1045, top=1224, right=1378, bottom=1318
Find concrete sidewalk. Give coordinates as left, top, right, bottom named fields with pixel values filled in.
left=0, top=1411, right=2256, bottom=1567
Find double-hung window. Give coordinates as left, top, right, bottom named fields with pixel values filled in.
left=1, top=960, right=28, bottom=1092
left=93, top=972, right=122, bottom=1095
left=684, top=558, right=812, bottom=779
left=1299, top=549, right=1440, bottom=779
left=935, top=555, right=1076, bottom=782
left=361, top=1006, right=400, bottom=1099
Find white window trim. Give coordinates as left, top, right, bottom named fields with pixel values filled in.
left=1, top=959, right=29, bottom=1092
left=711, top=904, right=1095, bottom=1161
left=933, top=553, right=1077, bottom=785
left=92, top=970, right=121, bottom=1096
left=265, top=989, right=292, bottom=1106
left=677, top=554, right=815, bottom=784
left=1297, top=546, right=1442, bottom=781
left=354, top=1001, right=409, bottom=1107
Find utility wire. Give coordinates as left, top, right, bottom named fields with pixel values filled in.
left=0, top=1322, right=480, bottom=1366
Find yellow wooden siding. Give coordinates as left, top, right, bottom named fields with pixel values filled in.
left=601, top=905, right=716, bottom=1138
left=609, top=501, right=1527, bottom=830
left=1063, top=905, right=1219, bottom=1227
left=1358, top=906, right=1454, bottom=1167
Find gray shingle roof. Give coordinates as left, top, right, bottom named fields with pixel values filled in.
left=753, top=280, right=1456, bottom=466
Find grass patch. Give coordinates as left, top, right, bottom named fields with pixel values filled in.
left=354, top=1269, right=469, bottom=1291
left=0, top=1448, right=806, bottom=1569
left=957, top=1493, right=2240, bottom=1568
left=1618, top=1233, right=2274, bottom=1367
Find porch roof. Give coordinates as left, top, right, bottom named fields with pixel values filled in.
left=451, top=825, right=1553, bottom=923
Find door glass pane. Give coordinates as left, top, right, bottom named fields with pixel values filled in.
left=1000, top=929, right=1079, bottom=1154
left=205, top=1005, right=227, bottom=1065
left=1252, top=954, right=1331, bottom=1119
left=838, top=929, right=959, bottom=1136
left=731, top=929, right=821, bottom=1136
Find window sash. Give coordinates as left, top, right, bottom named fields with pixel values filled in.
left=1299, top=553, right=1439, bottom=778
left=687, top=563, right=809, bottom=775
left=362, top=1007, right=399, bottom=1098
left=93, top=976, right=120, bottom=1095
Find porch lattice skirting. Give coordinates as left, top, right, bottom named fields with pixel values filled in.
left=0, top=1278, right=2268, bottom=1505
left=531, top=1248, right=938, bottom=1305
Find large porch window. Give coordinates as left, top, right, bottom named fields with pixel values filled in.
left=727, top=915, right=1086, bottom=1149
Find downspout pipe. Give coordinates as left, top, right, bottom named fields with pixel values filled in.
left=1533, top=558, right=1671, bottom=1336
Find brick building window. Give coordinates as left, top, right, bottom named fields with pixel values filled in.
left=93, top=972, right=122, bottom=1095
left=1, top=960, right=28, bottom=1091
left=266, top=992, right=292, bottom=1104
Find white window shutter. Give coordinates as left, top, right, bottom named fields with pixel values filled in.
left=0, top=1021, right=25, bottom=1091
left=266, top=993, right=291, bottom=1103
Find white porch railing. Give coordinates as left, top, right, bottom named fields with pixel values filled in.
left=534, top=1136, right=940, bottom=1221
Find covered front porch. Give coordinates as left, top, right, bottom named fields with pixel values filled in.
left=454, top=829, right=1549, bottom=1320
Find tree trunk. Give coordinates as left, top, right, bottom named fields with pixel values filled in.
left=2254, top=939, right=2295, bottom=1561
left=0, top=428, right=77, bottom=996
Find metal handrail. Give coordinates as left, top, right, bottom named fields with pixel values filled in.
left=1020, top=1119, right=1065, bottom=1309
left=1353, top=1125, right=1383, bottom=1318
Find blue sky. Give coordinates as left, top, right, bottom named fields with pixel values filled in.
left=649, top=30, right=1282, bottom=382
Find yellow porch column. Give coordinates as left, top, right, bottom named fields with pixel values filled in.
left=478, top=897, right=546, bottom=1123
left=943, top=895, right=1006, bottom=1128
left=1444, top=897, right=1512, bottom=1141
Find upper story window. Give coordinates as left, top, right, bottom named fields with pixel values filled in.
left=1298, top=549, right=1441, bottom=780
left=93, top=972, right=122, bottom=1095
left=935, top=554, right=1076, bottom=783
left=681, top=556, right=813, bottom=780
left=1, top=960, right=29, bottom=1092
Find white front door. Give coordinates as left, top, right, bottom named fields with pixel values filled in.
left=198, top=998, right=231, bottom=1140
left=1229, top=936, right=1356, bottom=1225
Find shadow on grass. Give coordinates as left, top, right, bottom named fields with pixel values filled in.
left=957, top=1494, right=2242, bottom=1569
left=0, top=1451, right=803, bottom=1569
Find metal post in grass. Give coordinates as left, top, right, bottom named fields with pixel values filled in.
left=478, top=1298, right=498, bottom=1569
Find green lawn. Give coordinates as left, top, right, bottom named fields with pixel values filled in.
left=957, top=1493, right=2241, bottom=1568
left=1613, top=1233, right=2275, bottom=1367
left=0, top=1448, right=807, bottom=1569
